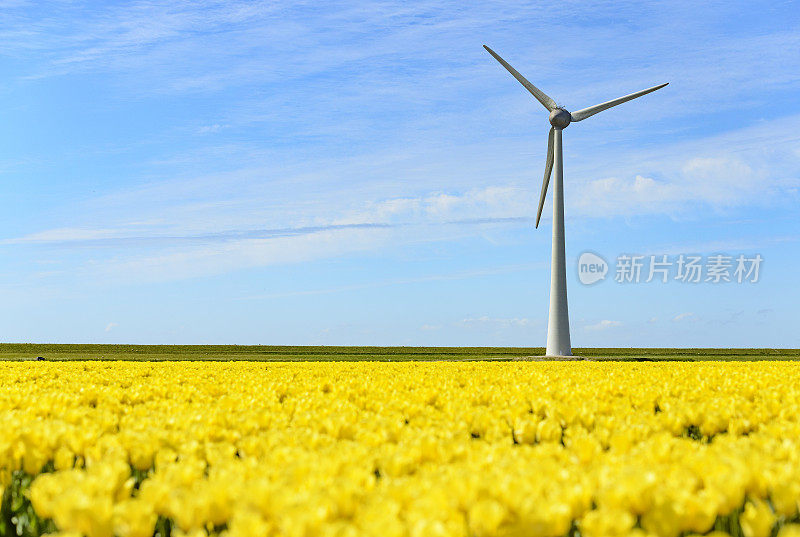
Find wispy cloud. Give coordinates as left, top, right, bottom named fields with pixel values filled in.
left=0, top=178, right=539, bottom=282
left=460, top=316, right=537, bottom=328
left=1, top=222, right=395, bottom=247
left=4, top=227, right=125, bottom=244
left=6, top=108, right=795, bottom=282
left=241, top=264, right=541, bottom=300
left=672, top=312, right=695, bottom=322
left=570, top=116, right=800, bottom=219
left=585, top=320, right=623, bottom=331
left=5, top=2, right=799, bottom=108
left=5, top=105, right=798, bottom=281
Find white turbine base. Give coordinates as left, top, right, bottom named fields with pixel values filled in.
left=515, top=355, right=584, bottom=361
left=545, top=128, right=572, bottom=357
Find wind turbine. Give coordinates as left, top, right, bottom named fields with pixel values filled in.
left=483, top=45, right=667, bottom=357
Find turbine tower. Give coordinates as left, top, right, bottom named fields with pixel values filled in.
left=484, top=45, right=667, bottom=357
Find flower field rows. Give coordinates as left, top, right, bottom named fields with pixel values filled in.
left=1, top=361, right=800, bottom=537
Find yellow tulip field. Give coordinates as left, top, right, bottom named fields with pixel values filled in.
left=2, top=361, right=800, bottom=537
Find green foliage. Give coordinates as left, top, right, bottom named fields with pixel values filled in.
left=153, top=516, right=172, bottom=537
left=0, top=471, right=56, bottom=537
left=0, top=344, right=798, bottom=362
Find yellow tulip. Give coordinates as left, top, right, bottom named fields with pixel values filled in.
left=741, top=499, right=776, bottom=537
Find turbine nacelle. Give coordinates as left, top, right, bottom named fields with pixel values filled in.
left=483, top=44, right=667, bottom=229
left=548, top=108, right=571, bottom=129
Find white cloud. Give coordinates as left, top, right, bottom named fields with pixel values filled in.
left=680, top=157, right=761, bottom=206
left=573, top=153, right=774, bottom=218
left=2, top=227, right=123, bottom=245
left=585, top=320, right=623, bottom=331
left=104, top=322, right=118, bottom=332
left=96, top=228, right=393, bottom=283
left=672, top=312, right=695, bottom=322
left=460, top=316, right=536, bottom=328
left=566, top=113, right=800, bottom=220
left=197, top=124, right=224, bottom=134
left=579, top=175, right=678, bottom=210
left=335, top=186, right=530, bottom=226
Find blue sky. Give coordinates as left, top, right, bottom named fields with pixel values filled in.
left=1, top=0, right=798, bottom=347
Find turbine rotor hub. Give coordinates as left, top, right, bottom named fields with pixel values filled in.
left=549, top=108, right=571, bottom=129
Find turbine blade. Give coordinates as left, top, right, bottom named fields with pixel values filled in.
left=536, top=127, right=555, bottom=228
left=570, top=82, right=668, bottom=122
left=483, top=45, right=557, bottom=112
